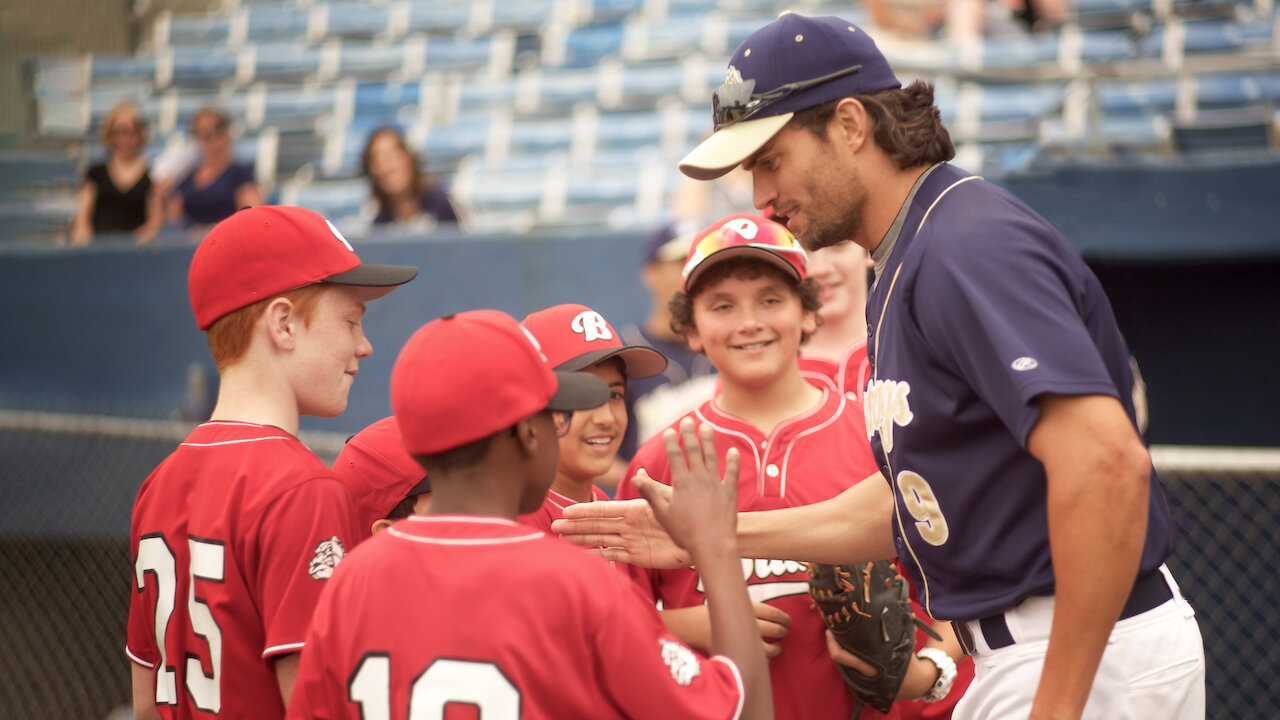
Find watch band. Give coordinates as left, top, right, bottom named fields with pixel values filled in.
left=916, top=646, right=958, bottom=703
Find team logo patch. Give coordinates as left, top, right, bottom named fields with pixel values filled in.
left=659, top=638, right=701, bottom=686
left=308, top=536, right=346, bottom=580
left=863, top=379, right=914, bottom=452
left=724, top=65, right=744, bottom=85
left=570, top=311, right=613, bottom=342
left=1011, top=356, right=1039, bottom=371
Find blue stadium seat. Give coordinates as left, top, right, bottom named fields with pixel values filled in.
left=1195, top=69, right=1280, bottom=109
left=605, top=59, right=685, bottom=109
left=517, top=66, right=600, bottom=113
left=404, top=1, right=474, bottom=35
left=594, top=108, right=671, bottom=152
left=352, top=80, right=425, bottom=120
left=91, top=55, right=157, bottom=84
left=161, top=13, right=235, bottom=48
left=242, top=5, right=311, bottom=43
left=633, top=13, right=712, bottom=60
left=422, top=35, right=505, bottom=73
left=1181, top=18, right=1274, bottom=55
left=980, top=32, right=1064, bottom=68
left=162, top=47, right=240, bottom=89
left=453, top=75, right=519, bottom=114
left=321, top=2, right=395, bottom=39
left=333, top=40, right=406, bottom=79
left=1097, top=76, right=1180, bottom=115
left=246, top=42, right=326, bottom=84
left=1079, top=26, right=1163, bottom=63
left=977, top=83, right=1067, bottom=122
left=585, top=0, right=645, bottom=23
left=423, top=113, right=493, bottom=167
left=253, top=85, right=340, bottom=130
left=506, top=114, right=577, bottom=155
left=489, top=0, right=557, bottom=33
left=286, top=177, right=369, bottom=220
left=559, top=22, right=625, bottom=67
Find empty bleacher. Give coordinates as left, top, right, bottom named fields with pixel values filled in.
left=9, top=0, right=1280, bottom=242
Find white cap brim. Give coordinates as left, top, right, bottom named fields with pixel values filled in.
left=678, top=113, right=794, bottom=181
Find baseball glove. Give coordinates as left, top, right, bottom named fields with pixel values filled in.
left=806, top=561, right=941, bottom=715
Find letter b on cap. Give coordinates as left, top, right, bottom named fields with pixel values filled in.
left=571, top=311, right=613, bottom=342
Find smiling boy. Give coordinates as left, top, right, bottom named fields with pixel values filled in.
left=617, top=213, right=915, bottom=719
left=517, top=303, right=667, bottom=532
left=126, top=206, right=417, bottom=720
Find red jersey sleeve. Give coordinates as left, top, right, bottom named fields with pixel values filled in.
left=596, top=582, right=745, bottom=719
left=248, top=476, right=361, bottom=659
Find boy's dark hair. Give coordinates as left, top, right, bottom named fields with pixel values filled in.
left=668, top=257, right=822, bottom=346
left=790, top=80, right=955, bottom=169
left=413, top=432, right=499, bottom=476
left=384, top=493, right=420, bottom=521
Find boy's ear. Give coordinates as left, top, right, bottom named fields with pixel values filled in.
left=513, top=415, right=542, bottom=457
left=370, top=518, right=396, bottom=535
left=684, top=324, right=704, bottom=353
left=801, top=308, right=819, bottom=338
left=263, top=297, right=298, bottom=350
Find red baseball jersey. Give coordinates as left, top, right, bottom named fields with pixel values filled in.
left=618, top=389, right=898, bottom=720
left=516, top=485, right=611, bottom=533
left=127, top=421, right=362, bottom=719
left=288, top=515, right=747, bottom=720
left=797, top=338, right=871, bottom=402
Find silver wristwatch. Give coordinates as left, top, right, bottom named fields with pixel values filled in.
left=916, top=647, right=958, bottom=703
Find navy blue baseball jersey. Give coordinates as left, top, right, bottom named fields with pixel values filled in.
left=863, top=162, right=1174, bottom=622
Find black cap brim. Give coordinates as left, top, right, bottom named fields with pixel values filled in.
left=324, top=263, right=420, bottom=288
left=548, top=371, right=611, bottom=411
left=554, top=346, right=668, bottom=381
left=406, top=475, right=432, bottom=496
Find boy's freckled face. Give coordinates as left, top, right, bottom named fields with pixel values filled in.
left=291, top=286, right=376, bottom=418
left=557, top=362, right=628, bottom=482
left=686, top=271, right=814, bottom=388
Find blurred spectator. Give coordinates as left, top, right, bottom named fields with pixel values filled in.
left=166, top=108, right=263, bottom=234
left=362, top=126, right=462, bottom=230
left=617, top=223, right=718, bottom=462
left=70, top=101, right=162, bottom=245
left=868, top=0, right=1067, bottom=42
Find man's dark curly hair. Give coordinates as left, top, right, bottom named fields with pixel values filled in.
left=669, top=256, right=822, bottom=348
left=790, top=80, right=955, bottom=168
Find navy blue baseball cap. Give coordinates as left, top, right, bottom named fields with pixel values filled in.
left=679, top=13, right=901, bottom=181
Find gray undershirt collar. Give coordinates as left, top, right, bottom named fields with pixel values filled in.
left=871, top=162, right=946, bottom=283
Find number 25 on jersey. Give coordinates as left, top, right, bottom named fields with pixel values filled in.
left=135, top=534, right=225, bottom=712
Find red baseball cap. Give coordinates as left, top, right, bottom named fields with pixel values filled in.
left=520, top=304, right=667, bottom=380
left=682, top=213, right=808, bottom=292
left=392, top=310, right=611, bottom=456
left=332, top=416, right=430, bottom=540
left=188, top=205, right=419, bottom=330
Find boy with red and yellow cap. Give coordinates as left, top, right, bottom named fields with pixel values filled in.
left=617, top=213, right=927, bottom=719
left=127, top=206, right=417, bottom=720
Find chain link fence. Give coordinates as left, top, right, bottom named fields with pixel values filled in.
left=1, top=412, right=1276, bottom=719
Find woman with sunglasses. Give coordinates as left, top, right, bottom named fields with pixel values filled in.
left=167, top=108, right=263, bottom=237
left=70, top=101, right=163, bottom=245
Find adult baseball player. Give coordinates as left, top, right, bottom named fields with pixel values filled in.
left=127, top=206, right=417, bottom=719
left=557, top=12, right=1205, bottom=720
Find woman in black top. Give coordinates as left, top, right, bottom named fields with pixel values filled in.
left=70, top=101, right=162, bottom=245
